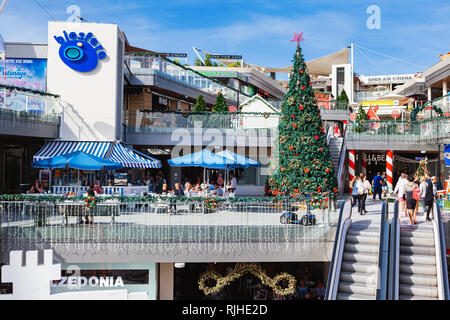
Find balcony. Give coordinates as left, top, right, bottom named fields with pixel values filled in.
left=266, top=99, right=350, bottom=121
left=125, top=111, right=279, bottom=147
left=345, top=117, right=450, bottom=150
left=0, top=86, right=61, bottom=138
left=125, top=54, right=245, bottom=105
left=1, top=197, right=341, bottom=262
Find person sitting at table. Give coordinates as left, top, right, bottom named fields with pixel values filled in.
left=29, top=179, right=43, bottom=194
left=160, top=183, right=170, bottom=195
left=93, top=180, right=104, bottom=194
left=184, top=182, right=192, bottom=197
left=194, top=182, right=202, bottom=192
left=174, top=183, right=184, bottom=197
left=214, top=183, right=223, bottom=197
left=201, top=180, right=209, bottom=190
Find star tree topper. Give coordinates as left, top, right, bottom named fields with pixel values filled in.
left=291, top=31, right=306, bottom=46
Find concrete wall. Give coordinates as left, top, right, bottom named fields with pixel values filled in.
left=47, top=22, right=124, bottom=141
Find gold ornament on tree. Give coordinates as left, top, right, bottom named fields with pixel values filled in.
left=198, top=263, right=297, bottom=296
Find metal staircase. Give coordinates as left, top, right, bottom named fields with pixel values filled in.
left=326, top=199, right=389, bottom=300
left=389, top=200, right=449, bottom=300
left=337, top=224, right=380, bottom=300
left=328, top=137, right=343, bottom=174
left=398, top=224, right=439, bottom=300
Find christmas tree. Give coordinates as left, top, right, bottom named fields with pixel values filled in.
left=194, top=94, right=207, bottom=112
left=213, top=92, right=228, bottom=112
left=415, top=157, right=429, bottom=180
left=268, top=34, right=337, bottom=205
left=354, top=105, right=368, bottom=133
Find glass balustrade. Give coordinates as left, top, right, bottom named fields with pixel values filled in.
left=125, top=54, right=240, bottom=101
left=125, top=110, right=280, bottom=133
left=0, top=86, right=62, bottom=123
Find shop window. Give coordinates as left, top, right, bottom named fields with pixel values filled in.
left=238, top=167, right=257, bottom=186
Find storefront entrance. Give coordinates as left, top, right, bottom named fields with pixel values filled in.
left=174, top=262, right=327, bottom=300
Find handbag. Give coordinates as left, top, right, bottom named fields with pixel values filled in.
left=412, top=184, right=421, bottom=201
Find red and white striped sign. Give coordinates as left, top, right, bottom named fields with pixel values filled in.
left=386, top=150, right=394, bottom=191
left=349, top=150, right=356, bottom=192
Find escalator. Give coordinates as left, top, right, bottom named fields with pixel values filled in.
left=389, top=200, right=450, bottom=300
left=325, top=199, right=390, bottom=300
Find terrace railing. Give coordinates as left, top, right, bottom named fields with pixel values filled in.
left=125, top=110, right=280, bottom=134
left=0, top=196, right=341, bottom=257
left=346, top=117, right=450, bottom=144
left=125, top=54, right=245, bottom=102
left=0, top=85, right=62, bottom=124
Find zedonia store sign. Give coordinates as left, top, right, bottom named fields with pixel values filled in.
left=53, top=31, right=107, bottom=72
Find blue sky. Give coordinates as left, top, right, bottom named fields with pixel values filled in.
left=0, top=0, right=449, bottom=77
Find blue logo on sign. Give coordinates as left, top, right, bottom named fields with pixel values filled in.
left=54, top=31, right=107, bottom=72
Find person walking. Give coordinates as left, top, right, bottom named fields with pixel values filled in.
left=393, top=172, right=408, bottom=217
left=350, top=176, right=361, bottom=208
left=381, top=172, right=388, bottom=198
left=372, top=172, right=383, bottom=200
left=419, top=176, right=428, bottom=215
left=404, top=175, right=418, bottom=225
left=424, top=173, right=434, bottom=221
left=356, top=173, right=371, bottom=215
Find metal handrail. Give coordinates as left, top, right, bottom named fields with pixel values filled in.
left=388, top=200, right=399, bottom=300
left=434, top=201, right=450, bottom=299
left=336, top=131, right=347, bottom=194
left=376, top=200, right=390, bottom=300
left=325, top=197, right=352, bottom=300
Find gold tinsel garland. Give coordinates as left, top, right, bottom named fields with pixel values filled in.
left=198, top=263, right=297, bottom=296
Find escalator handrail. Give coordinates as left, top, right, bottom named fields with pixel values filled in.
left=433, top=201, right=450, bottom=300
left=325, top=197, right=352, bottom=300
left=388, top=199, right=399, bottom=300
left=376, top=200, right=390, bottom=300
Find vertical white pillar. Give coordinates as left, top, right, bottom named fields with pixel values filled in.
left=443, top=81, right=448, bottom=108
left=428, top=87, right=432, bottom=101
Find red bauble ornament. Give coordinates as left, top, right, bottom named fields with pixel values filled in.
left=314, top=135, right=319, bottom=139
left=304, top=168, right=310, bottom=173
left=291, top=114, right=295, bottom=118
left=293, top=123, right=297, bottom=128
left=289, top=145, right=294, bottom=150
left=299, top=105, right=304, bottom=110
left=301, top=85, right=306, bottom=90
left=326, top=168, right=330, bottom=173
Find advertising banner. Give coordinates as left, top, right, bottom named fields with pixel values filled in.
left=0, top=58, right=47, bottom=112
left=444, top=145, right=450, bottom=167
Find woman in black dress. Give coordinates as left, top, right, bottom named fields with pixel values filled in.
left=403, top=175, right=417, bottom=225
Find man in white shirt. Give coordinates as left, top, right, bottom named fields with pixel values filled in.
left=393, top=172, right=408, bottom=217
left=230, top=173, right=237, bottom=192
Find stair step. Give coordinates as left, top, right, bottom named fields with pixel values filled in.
left=341, top=262, right=378, bottom=274
left=399, top=264, right=437, bottom=276
left=347, top=227, right=380, bottom=236
left=400, top=229, right=434, bottom=239
left=343, top=252, right=378, bottom=264
left=339, top=271, right=378, bottom=285
left=400, top=245, right=436, bottom=256
left=346, top=234, right=380, bottom=245
left=336, top=293, right=376, bottom=300
left=399, top=295, right=439, bottom=300
left=400, top=236, right=435, bottom=247
left=399, top=284, right=438, bottom=298
left=344, top=243, right=379, bottom=254
left=399, top=254, right=436, bottom=265
left=338, top=281, right=376, bottom=296
left=399, top=274, right=438, bottom=286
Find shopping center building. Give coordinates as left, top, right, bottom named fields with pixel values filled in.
left=0, top=20, right=448, bottom=300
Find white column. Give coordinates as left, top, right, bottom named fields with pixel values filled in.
left=427, top=87, right=432, bottom=101
left=443, top=81, right=448, bottom=108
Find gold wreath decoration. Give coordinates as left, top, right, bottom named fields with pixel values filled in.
left=198, top=263, right=296, bottom=296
